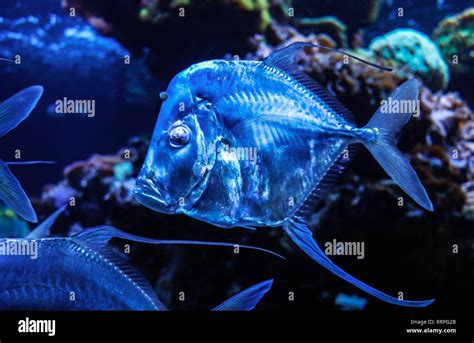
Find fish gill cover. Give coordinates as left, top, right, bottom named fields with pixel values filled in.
left=0, top=0, right=473, bottom=335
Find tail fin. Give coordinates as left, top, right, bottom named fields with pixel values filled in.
left=361, top=80, right=433, bottom=211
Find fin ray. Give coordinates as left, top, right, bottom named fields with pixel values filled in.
left=362, top=79, right=433, bottom=211
left=212, top=279, right=273, bottom=311
left=0, top=86, right=43, bottom=138
left=74, top=226, right=285, bottom=259
left=262, top=43, right=356, bottom=124
left=94, top=246, right=168, bottom=310
left=283, top=221, right=434, bottom=307
left=292, top=144, right=358, bottom=223
left=0, top=161, right=37, bottom=222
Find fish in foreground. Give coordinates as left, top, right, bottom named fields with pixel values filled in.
left=0, top=207, right=278, bottom=310
left=135, top=42, right=435, bottom=307
left=0, top=86, right=46, bottom=223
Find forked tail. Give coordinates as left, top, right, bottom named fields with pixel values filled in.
left=361, top=79, right=433, bottom=211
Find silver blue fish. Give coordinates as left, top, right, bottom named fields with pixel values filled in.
left=134, top=42, right=435, bottom=307
left=0, top=85, right=45, bottom=223
left=0, top=207, right=279, bottom=310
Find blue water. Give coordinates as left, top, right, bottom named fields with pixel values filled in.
left=0, top=0, right=162, bottom=195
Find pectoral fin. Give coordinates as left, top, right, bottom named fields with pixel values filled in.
left=0, top=86, right=43, bottom=138
left=0, top=161, right=37, bottom=222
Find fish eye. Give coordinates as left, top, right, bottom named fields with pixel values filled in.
left=168, top=125, right=191, bottom=148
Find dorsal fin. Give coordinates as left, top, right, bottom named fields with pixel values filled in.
left=264, top=42, right=392, bottom=72
left=73, top=227, right=283, bottom=310
left=94, top=245, right=169, bottom=310
left=72, top=226, right=169, bottom=310
left=262, top=43, right=389, bottom=125
left=292, top=144, right=359, bottom=224
left=73, top=226, right=285, bottom=259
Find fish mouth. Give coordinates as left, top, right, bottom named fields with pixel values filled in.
left=134, top=177, right=177, bottom=214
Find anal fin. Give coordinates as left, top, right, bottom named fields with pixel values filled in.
left=283, top=220, right=434, bottom=307
left=292, top=144, right=358, bottom=224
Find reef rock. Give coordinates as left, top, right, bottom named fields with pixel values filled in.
left=294, top=16, right=349, bottom=48
left=433, top=7, right=474, bottom=78
left=291, top=0, right=382, bottom=31
left=369, top=29, right=450, bottom=91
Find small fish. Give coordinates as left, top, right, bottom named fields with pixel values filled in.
left=0, top=207, right=280, bottom=310
left=0, top=85, right=45, bottom=222
left=135, top=43, right=435, bottom=307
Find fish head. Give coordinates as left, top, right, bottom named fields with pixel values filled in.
left=135, top=68, right=221, bottom=214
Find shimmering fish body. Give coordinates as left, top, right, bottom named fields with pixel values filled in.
left=135, top=43, right=434, bottom=307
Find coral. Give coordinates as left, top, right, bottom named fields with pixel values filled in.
left=433, top=8, right=474, bottom=77
left=113, top=161, right=134, bottom=182
left=295, top=16, right=349, bottom=48
left=369, top=29, right=450, bottom=91
left=291, top=0, right=382, bottom=37
left=139, top=0, right=272, bottom=32
left=418, top=89, right=474, bottom=217
left=33, top=138, right=146, bottom=230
